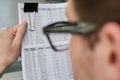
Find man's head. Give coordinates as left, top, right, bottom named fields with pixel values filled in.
left=67, top=0, right=120, bottom=80
left=70, top=0, right=120, bottom=23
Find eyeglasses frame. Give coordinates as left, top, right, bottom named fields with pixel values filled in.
left=43, top=20, right=102, bottom=51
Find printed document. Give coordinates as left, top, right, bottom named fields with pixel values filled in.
left=18, top=3, right=74, bottom=80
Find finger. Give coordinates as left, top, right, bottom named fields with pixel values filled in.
left=1, top=25, right=19, bottom=45
left=12, top=22, right=28, bottom=49
left=7, top=25, right=19, bottom=36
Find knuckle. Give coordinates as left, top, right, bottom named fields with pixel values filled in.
left=7, top=26, right=18, bottom=36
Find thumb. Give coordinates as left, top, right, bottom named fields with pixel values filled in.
left=12, top=22, right=28, bottom=49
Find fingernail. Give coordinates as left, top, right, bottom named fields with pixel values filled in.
left=21, top=21, right=28, bottom=27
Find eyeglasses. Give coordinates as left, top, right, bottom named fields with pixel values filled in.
left=43, top=21, right=101, bottom=51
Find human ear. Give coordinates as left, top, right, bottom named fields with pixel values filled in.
left=93, top=22, right=120, bottom=80
left=102, top=22, right=120, bottom=64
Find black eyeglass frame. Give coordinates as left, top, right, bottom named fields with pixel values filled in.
left=43, top=21, right=102, bottom=51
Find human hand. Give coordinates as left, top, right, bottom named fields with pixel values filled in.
left=0, top=22, right=28, bottom=77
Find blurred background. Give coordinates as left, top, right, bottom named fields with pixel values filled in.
left=0, top=0, right=66, bottom=28
left=0, top=0, right=66, bottom=80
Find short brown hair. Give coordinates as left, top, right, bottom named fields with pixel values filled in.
left=74, top=0, right=120, bottom=23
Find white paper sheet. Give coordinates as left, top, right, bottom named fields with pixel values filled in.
left=18, top=3, right=74, bottom=80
